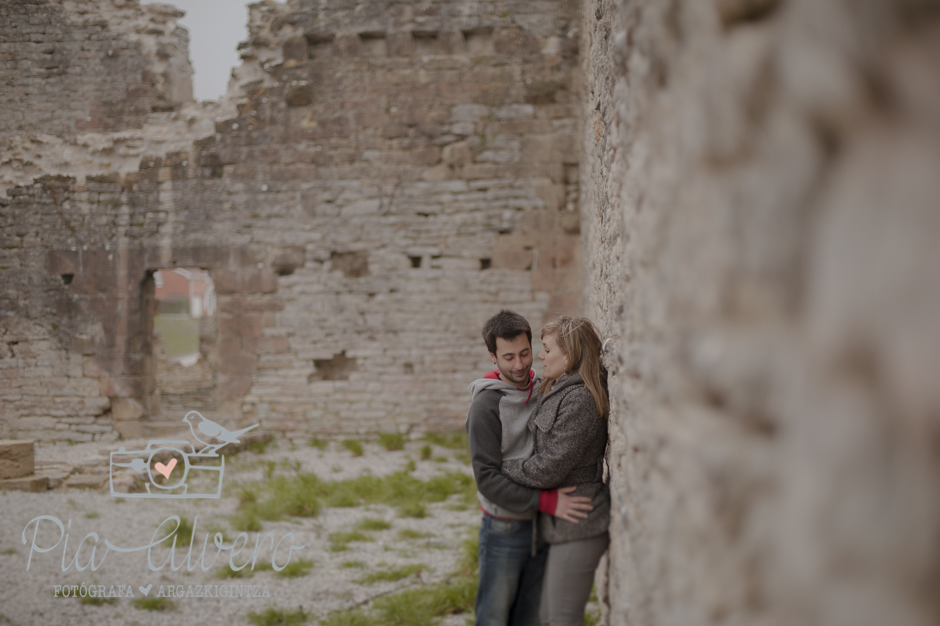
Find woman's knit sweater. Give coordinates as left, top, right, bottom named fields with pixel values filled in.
left=501, top=373, right=610, bottom=544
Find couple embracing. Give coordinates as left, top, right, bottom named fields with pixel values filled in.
left=467, top=310, right=610, bottom=626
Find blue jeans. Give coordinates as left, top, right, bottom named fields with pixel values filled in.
left=475, top=514, right=548, bottom=626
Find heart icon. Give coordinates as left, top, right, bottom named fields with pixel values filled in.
left=139, top=584, right=153, bottom=596
left=154, top=458, right=177, bottom=479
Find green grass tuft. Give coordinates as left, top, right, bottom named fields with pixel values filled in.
left=331, top=530, right=374, bottom=552
left=320, top=607, right=373, bottom=626
left=216, top=564, right=255, bottom=579
left=399, top=502, right=427, bottom=518
left=356, top=518, right=392, bottom=532
left=355, top=563, right=426, bottom=585
left=419, top=444, right=433, bottom=461
left=424, top=431, right=468, bottom=450
left=132, top=597, right=175, bottom=612
left=247, top=434, right=276, bottom=455
left=320, top=529, right=479, bottom=626
left=378, top=432, right=405, bottom=451
left=583, top=608, right=600, bottom=626
left=270, top=558, right=314, bottom=578
left=233, top=469, right=475, bottom=525
left=340, top=560, right=366, bottom=569
left=246, top=606, right=310, bottom=626
left=230, top=473, right=323, bottom=530
left=342, top=439, right=364, bottom=457
left=308, top=436, right=329, bottom=450
left=170, top=515, right=195, bottom=547
left=396, top=529, right=431, bottom=540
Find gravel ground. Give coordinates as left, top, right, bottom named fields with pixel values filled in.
left=0, top=435, right=480, bottom=626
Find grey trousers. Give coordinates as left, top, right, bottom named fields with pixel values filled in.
left=539, top=532, right=609, bottom=626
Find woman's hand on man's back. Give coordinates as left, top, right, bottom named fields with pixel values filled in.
left=555, top=486, right=593, bottom=524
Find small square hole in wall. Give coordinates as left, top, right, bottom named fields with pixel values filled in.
left=60, top=273, right=74, bottom=285
left=479, top=259, right=491, bottom=270
left=409, top=256, right=422, bottom=268
left=463, top=27, right=494, bottom=56
left=306, top=33, right=335, bottom=59
left=403, top=362, right=414, bottom=375
left=412, top=30, right=440, bottom=56
left=359, top=31, right=387, bottom=56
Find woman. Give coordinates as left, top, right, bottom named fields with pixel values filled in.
left=501, top=316, right=610, bottom=626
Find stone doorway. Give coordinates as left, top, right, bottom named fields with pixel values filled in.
left=151, top=267, right=219, bottom=421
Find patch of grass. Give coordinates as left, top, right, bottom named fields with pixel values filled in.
left=433, top=456, right=449, bottom=463
left=355, top=563, right=426, bottom=585
left=230, top=473, right=323, bottom=530
left=399, top=502, right=426, bottom=518
left=170, top=516, right=194, bottom=547
left=320, top=607, right=373, bottom=626
left=132, top=597, right=175, bottom=612
left=378, top=432, right=405, bottom=451
left=247, top=433, right=276, bottom=455
left=424, top=431, right=468, bottom=450
left=1, top=547, right=16, bottom=555
left=153, top=314, right=198, bottom=359
left=331, top=530, right=374, bottom=551
left=246, top=606, right=310, bottom=626
left=342, top=439, right=364, bottom=457
left=356, top=518, right=392, bottom=532
left=234, top=469, right=475, bottom=525
left=372, top=576, right=476, bottom=626
left=404, top=458, right=416, bottom=473
left=308, top=436, right=329, bottom=450
left=583, top=608, right=600, bottom=626
left=340, top=560, right=366, bottom=569
left=216, top=564, right=255, bottom=579
left=271, top=558, right=314, bottom=578
left=458, top=533, right=479, bottom=577
left=80, top=594, right=118, bottom=606
left=419, top=444, right=433, bottom=461
left=452, top=451, right=472, bottom=465
left=396, top=529, right=431, bottom=541
left=321, top=530, right=479, bottom=626
left=84, top=511, right=99, bottom=519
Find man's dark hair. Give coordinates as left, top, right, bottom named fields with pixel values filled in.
left=482, top=310, right=532, bottom=354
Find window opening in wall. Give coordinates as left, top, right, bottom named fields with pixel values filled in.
left=142, top=0, right=253, bottom=101
left=152, top=267, right=218, bottom=417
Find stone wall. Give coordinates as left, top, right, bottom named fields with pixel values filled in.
left=583, top=0, right=940, bottom=625
left=0, top=0, right=584, bottom=442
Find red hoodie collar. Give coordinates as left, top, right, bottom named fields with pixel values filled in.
left=484, top=370, right=536, bottom=404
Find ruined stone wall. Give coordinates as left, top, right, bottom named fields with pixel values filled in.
left=583, top=1, right=940, bottom=625
left=0, top=0, right=584, bottom=441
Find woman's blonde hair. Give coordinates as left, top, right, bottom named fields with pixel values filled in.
left=538, top=316, right=609, bottom=418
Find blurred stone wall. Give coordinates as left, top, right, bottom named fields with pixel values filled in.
left=0, top=0, right=583, bottom=441
left=582, top=1, right=940, bottom=625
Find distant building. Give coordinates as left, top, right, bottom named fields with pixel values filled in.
left=154, top=268, right=216, bottom=318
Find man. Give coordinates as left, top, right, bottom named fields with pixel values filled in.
left=466, top=310, right=592, bottom=626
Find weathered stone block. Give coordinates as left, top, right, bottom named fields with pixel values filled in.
left=0, top=475, right=48, bottom=492
left=0, top=439, right=34, bottom=479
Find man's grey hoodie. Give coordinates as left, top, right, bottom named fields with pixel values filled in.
left=466, top=371, right=541, bottom=519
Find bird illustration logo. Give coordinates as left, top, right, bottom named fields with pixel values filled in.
left=108, top=411, right=260, bottom=499
left=183, top=411, right=259, bottom=456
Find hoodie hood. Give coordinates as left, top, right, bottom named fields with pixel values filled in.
left=468, top=369, right=536, bottom=404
